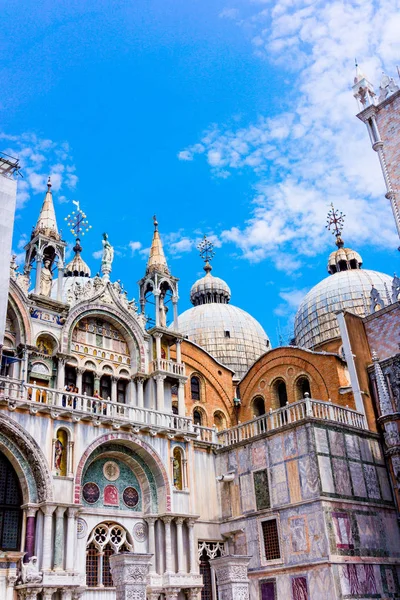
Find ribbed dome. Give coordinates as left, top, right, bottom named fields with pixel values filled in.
left=64, top=238, right=91, bottom=278
left=190, top=271, right=231, bottom=306
left=294, top=269, right=393, bottom=349
left=327, top=246, right=363, bottom=274
left=178, top=303, right=270, bottom=379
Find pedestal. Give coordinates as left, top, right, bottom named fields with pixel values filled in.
left=210, top=555, right=251, bottom=600
left=109, top=552, right=152, bottom=600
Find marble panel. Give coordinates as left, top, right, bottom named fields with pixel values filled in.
left=376, top=467, right=392, bottom=501
left=356, top=514, right=381, bottom=550
left=364, top=464, right=381, bottom=500
left=230, top=482, right=241, bottom=517
left=309, top=567, right=335, bottom=600
left=238, top=445, right=250, bottom=475
left=299, top=455, right=320, bottom=500
left=239, top=473, right=255, bottom=513
left=371, top=439, right=384, bottom=464
left=318, top=455, right=335, bottom=493
left=252, top=441, right=268, bottom=469
left=345, top=434, right=360, bottom=460
left=332, top=458, right=352, bottom=497
left=328, top=430, right=345, bottom=457
left=359, top=437, right=373, bottom=463
left=315, top=428, right=329, bottom=454
left=349, top=461, right=367, bottom=497
left=339, top=564, right=379, bottom=596
left=228, top=450, right=238, bottom=472
left=296, top=426, right=308, bottom=456
left=287, top=460, right=301, bottom=504
left=254, top=469, right=270, bottom=510
left=269, top=435, right=283, bottom=465
left=289, top=516, right=309, bottom=553
left=221, top=482, right=231, bottom=519
left=283, top=431, right=297, bottom=459
left=270, top=463, right=289, bottom=506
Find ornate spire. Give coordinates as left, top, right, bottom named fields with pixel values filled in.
left=33, top=177, right=60, bottom=240
left=198, top=234, right=215, bottom=274
left=146, top=215, right=170, bottom=275
left=64, top=200, right=92, bottom=277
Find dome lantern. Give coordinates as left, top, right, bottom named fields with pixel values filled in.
left=190, top=236, right=231, bottom=306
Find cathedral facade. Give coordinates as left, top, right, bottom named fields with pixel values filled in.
left=0, top=71, right=399, bottom=600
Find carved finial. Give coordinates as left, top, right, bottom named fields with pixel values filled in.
left=153, top=215, right=158, bottom=231
left=47, top=176, right=52, bottom=190
left=65, top=201, right=92, bottom=239
left=197, top=234, right=215, bottom=273
left=326, top=203, right=345, bottom=248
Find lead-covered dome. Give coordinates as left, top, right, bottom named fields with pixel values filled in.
left=295, top=262, right=393, bottom=349
left=178, top=252, right=270, bottom=378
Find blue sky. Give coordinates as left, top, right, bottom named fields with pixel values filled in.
left=2, top=0, right=399, bottom=345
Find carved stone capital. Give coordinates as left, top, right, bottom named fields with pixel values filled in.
left=55, top=506, right=66, bottom=518
left=42, top=588, right=58, bottom=600
left=41, top=504, right=56, bottom=517
left=162, top=515, right=174, bottom=525
left=175, top=517, right=185, bottom=526
left=67, top=506, right=79, bottom=519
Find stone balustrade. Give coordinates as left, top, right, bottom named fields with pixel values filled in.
left=149, top=358, right=186, bottom=377
left=216, top=397, right=367, bottom=448
left=0, top=376, right=194, bottom=435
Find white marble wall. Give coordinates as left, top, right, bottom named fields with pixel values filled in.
left=0, top=174, right=17, bottom=345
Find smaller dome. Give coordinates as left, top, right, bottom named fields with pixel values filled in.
left=190, top=265, right=231, bottom=306
left=65, top=238, right=91, bottom=278
left=327, top=246, right=362, bottom=274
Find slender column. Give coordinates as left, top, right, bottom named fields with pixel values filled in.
left=175, top=339, right=182, bottom=364
left=94, top=372, right=101, bottom=395
left=111, top=376, right=118, bottom=402
left=172, top=297, right=179, bottom=331
left=146, top=516, right=157, bottom=574
left=176, top=517, right=185, bottom=574
left=65, top=507, right=78, bottom=571
left=76, top=368, right=83, bottom=393
left=154, top=292, right=160, bottom=327
left=127, top=378, right=136, bottom=405
left=136, top=377, right=144, bottom=408
left=154, top=332, right=162, bottom=362
left=43, top=588, right=58, bottom=600
left=41, top=505, right=56, bottom=570
left=61, top=591, right=73, bottom=600
left=57, top=262, right=65, bottom=302
left=53, top=506, right=66, bottom=569
left=24, top=506, right=38, bottom=562
left=57, top=357, right=66, bottom=390
left=155, top=374, right=165, bottom=412
left=335, top=311, right=365, bottom=417
left=34, top=255, right=42, bottom=294
left=22, top=348, right=29, bottom=383
left=177, top=378, right=185, bottom=417
left=23, top=591, right=43, bottom=600
left=187, top=519, right=197, bottom=575
left=163, top=516, right=173, bottom=574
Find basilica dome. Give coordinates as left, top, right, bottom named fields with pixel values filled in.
left=178, top=261, right=270, bottom=379
left=294, top=245, right=393, bottom=349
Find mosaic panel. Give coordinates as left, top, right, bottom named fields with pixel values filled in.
left=363, top=464, right=381, bottom=500
left=315, top=428, right=329, bottom=454
left=332, top=458, right=352, bottom=496
left=82, top=456, right=142, bottom=511
left=348, top=461, right=367, bottom=497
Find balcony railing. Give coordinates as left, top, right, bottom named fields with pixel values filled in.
left=150, top=359, right=186, bottom=377
left=216, top=397, right=367, bottom=447
left=0, top=376, right=193, bottom=435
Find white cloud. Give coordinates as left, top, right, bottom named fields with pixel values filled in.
left=129, top=241, right=142, bottom=254
left=169, top=237, right=194, bottom=255
left=219, top=8, right=240, bottom=20
left=179, top=0, right=400, bottom=269
left=92, top=250, right=103, bottom=260
left=0, top=132, right=78, bottom=208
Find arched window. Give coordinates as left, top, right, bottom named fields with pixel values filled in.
left=86, top=523, right=133, bottom=588
left=117, top=380, right=127, bottom=403
left=213, top=411, right=227, bottom=431
left=100, top=375, right=111, bottom=400
left=0, top=452, right=22, bottom=551
left=252, top=396, right=266, bottom=417
left=54, top=429, right=68, bottom=476
left=274, top=380, right=287, bottom=408
left=191, top=376, right=200, bottom=400
left=193, top=409, right=202, bottom=426
left=296, top=376, right=311, bottom=400
left=172, top=447, right=183, bottom=490
left=83, top=371, right=94, bottom=397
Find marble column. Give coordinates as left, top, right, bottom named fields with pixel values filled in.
left=155, top=375, right=165, bottom=412
left=41, top=505, right=56, bottom=570
left=127, top=377, right=136, bottom=405
left=154, top=332, right=162, bottom=362
left=34, top=255, right=42, bottom=295
left=57, top=263, right=65, bottom=302
left=172, top=297, right=179, bottom=331
left=43, top=589, right=58, bottom=600
left=210, top=555, right=251, bottom=600
left=137, top=377, right=144, bottom=408
left=21, top=591, right=43, bottom=600
left=94, top=373, right=101, bottom=396
left=187, top=519, right=197, bottom=575
left=146, top=517, right=157, bottom=574
left=76, top=368, right=84, bottom=394
left=176, top=517, right=185, bottom=574
left=54, top=506, right=66, bottom=569
left=177, top=378, right=185, bottom=417
left=65, top=507, right=78, bottom=571
left=175, top=339, right=182, bottom=364
left=60, top=591, right=73, bottom=600
left=163, top=516, right=173, bottom=574
left=154, top=292, right=160, bottom=327
left=111, top=376, right=118, bottom=402
left=109, top=552, right=152, bottom=600
left=57, top=357, right=66, bottom=390
left=24, top=506, right=38, bottom=562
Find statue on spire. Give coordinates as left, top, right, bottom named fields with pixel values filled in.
left=101, top=233, right=114, bottom=279
left=197, top=234, right=215, bottom=273
left=326, top=204, right=345, bottom=248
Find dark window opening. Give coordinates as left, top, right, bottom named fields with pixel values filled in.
left=260, top=580, right=276, bottom=600
left=0, top=452, right=22, bottom=551
left=117, top=380, right=127, bottom=403
left=65, top=366, right=76, bottom=387
left=224, top=330, right=230, bottom=338
left=262, top=519, right=281, bottom=561
left=193, top=410, right=202, bottom=426
left=100, top=375, right=111, bottom=400
left=253, top=396, right=265, bottom=417
left=83, top=371, right=94, bottom=397
left=277, top=381, right=287, bottom=408
left=191, top=376, right=200, bottom=401
left=296, top=377, right=311, bottom=400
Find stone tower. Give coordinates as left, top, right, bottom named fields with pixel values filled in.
left=353, top=66, right=400, bottom=245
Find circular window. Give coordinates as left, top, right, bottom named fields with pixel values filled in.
left=123, top=487, right=139, bottom=508
left=82, top=482, right=100, bottom=504
left=103, top=461, right=120, bottom=481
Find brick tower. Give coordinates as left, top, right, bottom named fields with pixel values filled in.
left=353, top=66, right=400, bottom=246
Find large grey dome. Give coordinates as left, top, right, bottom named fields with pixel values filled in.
left=294, top=269, right=393, bottom=349
left=178, top=303, right=270, bottom=379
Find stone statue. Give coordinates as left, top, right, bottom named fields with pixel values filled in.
left=101, top=233, right=114, bottom=277
left=39, top=259, right=53, bottom=297
left=19, top=556, right=43, bottom=584
left=159, top=293, right=168, bottom=328
left=54, top=437, right=64, bottom=471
